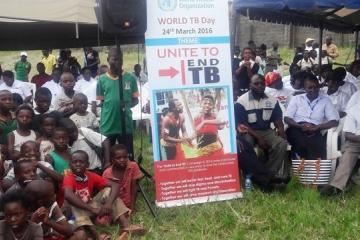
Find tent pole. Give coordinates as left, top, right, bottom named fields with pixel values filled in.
left=355, top=30, right=359, bottom=61
left=318, top=23, right=323, bottom=79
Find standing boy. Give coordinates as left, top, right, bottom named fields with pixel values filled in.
left=97, top=48, right=139, bottom=158
left=31, top=62, right=52, bottom=89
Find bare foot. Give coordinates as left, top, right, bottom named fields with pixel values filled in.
left=122, top=224, right=147, bottom=236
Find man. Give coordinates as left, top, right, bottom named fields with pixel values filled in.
left=42, top=67, right=62, bottom=108
left=160, top=99, right=191, bottom=161
left=41, top=50, right=56, bottom=75
left=97, top=47, right=139, bottom=159
left=235, top=74, right=288, bottom=175
left=14, top=52, right=31, bottom=81
left=320, top=103, right=360, bottom=195
left=0, top=71, right=31, bottom=102
left=264, top=71, right=293, bottom=109
left=31, top=62, right=52, bottom=89
left=232, top=46, right=241, bottom=74
left=285, top=73, right=339, bottom=160
left=75, top=67, right=97, bottom=105
left=84, top=47, right=100, bottom=78
left=322, top=36, right=339, bottom=59
left=132, top=64, right=148, bottom=84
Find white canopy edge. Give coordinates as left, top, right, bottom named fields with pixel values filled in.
left=0, top=0, right=97, bottom=24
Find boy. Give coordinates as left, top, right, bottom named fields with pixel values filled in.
left=5, top=160, right=36, bottom=193
left=74, top=67, right=97, bottom=105
left=63, top=150, right=146, bottom=239
left=42, top=67, right=62, bottom=109
left=0, top=191, right=43, bottom=239
left=53, top=72, right=77, bottom=117
left=70, top=93, right=98, bottom=129
left=25, top=180, right=80, bottom=240
left=0, top=71, right=31, bottom=102
left=60, top=118, right=110, bottom=172
left=97, top=47, right=139, bottom=158
left=31, top=62, right=52, bottom=89
left=103, top=144, right=143, bottom=211
left=0, top=90, right=16, bottom=145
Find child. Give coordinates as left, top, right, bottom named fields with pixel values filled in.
left=60, top=118, right=110, bottom=172
left=45, top=127, right=72, bottom=179
left=34, top=87, right=52, bottom=115
left=63, top=150, right=146, bottom=239
left=103, top=144, right=143, bottom=211
left=0, top=191, right=43, bottom=239
left=7, top=104, right=38, bottom=161
left=0, top=90, right=16, bottom=146
left=70, top=93, right=98, bottom=129
left=5, top=160, right=36, bottom=193
left=3, top=141, right=58, bottom=190
left=25, top=180, right=83, bottom=240
left=97, top=47, right=139, bottom=156
left=0, top=70, right=32, bottom=103
left=53, top=72, right=77, bottom=117
left=31, top=62, right=52, bottom=89
left=37, top=113, right=57, bottom=161
left=42, top=67, right=63, bottom=109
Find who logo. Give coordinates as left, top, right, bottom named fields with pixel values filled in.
left=158, top=0, right=177, bottom=11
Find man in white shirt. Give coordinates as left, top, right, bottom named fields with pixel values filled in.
left=74, top=67, right=97, bottom=103
left=285, top=73, right=339, bottom=160
left=333, top=67, right=357, bottom=96
left=321, top=104, right=360, bottom=195
left=132, top=64, right=148, bottom=84
left=344, top=60, right=360, bottom=89
left=42, top=67, right=62, bottom=108
left=326, top=71, right=351, bottom=118
left=0, top=70, right=31, bottom=102
left=305, top=38, right=315, bottom=51
left=264, top=71, right=294, bottom=109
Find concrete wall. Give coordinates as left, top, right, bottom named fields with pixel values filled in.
left=233, top=15, right=355, bottom=49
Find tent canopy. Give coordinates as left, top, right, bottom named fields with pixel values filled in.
left=234, top=0, right=360, bottom=33
left=0, top=0, right=144, bottom=50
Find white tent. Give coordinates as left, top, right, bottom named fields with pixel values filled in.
left=0, top=0, right=143, bottom=50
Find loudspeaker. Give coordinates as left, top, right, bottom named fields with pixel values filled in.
left=95, top=0, right=147, bottom=36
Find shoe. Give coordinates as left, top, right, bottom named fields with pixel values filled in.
left=319, top=184, right=342, bottom=196
left=122, top=224, right=147, bottom=236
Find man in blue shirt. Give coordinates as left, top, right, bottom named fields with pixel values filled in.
left=235, top=74, right=288, bottom=176
left=285, top=72, right=339, bottom=159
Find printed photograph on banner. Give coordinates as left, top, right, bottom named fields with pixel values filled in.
left=153, top=86, right=232, bottom=161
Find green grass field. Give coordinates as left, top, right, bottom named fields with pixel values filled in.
left=1, top=47, right=360, bottom=239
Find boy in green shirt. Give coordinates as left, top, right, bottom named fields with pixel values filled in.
left=14, top=52, right=31, bottom=81
left=97, top=48, right=139, bottom=159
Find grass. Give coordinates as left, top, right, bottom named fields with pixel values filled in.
left=119, top=128, right=360, bottom=240
left=1, top=47, right=360, bottom=239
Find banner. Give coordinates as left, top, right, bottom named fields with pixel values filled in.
left=146, top=0, right=242, bottom=208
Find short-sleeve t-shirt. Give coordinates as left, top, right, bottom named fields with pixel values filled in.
left=0, top=220, right=43, bottom=240
left=97, top=72, right=139, bottom=135
left=15, top=60, right=31, bottom=81
left=63, top=171, right=108, bottom=203
left=102, top=162, right=143, bottom=208
left=0, top=118, right=16, bottom=144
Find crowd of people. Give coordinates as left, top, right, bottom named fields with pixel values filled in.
left=233, top=36, right=360, bottom=195
left=0, top=48, right=148, bottom=239
left=0, top=35, right=359, bottom=238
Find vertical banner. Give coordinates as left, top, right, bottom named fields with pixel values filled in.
left=146, top=0, right=242, bottom=208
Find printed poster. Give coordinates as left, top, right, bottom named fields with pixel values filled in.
left=146, top=0, right=242, bottom=207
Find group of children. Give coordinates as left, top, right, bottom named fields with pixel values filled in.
left=0, top=50, right=147, bottom=239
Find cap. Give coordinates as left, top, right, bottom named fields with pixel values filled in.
left=20, top=52, right=27, bottom=57
left=305, top=38, right=315, bottom=44
left=265, top=71, right=281, bottom=86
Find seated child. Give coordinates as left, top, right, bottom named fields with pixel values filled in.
left=25, top=180, right=83, bottom=240
left=5, top=160, right=36, bottom=193
left=63, top=150, right=146, bottom=240
left=37, top=113, right=57, bottom=161
left=3, top=141, right=58, bottom=189
left=0, top=191, right=43, bottom=239
left=53, top=72, right=78, bottom=117
left=103, top=144, right=143, bottom=211
left=0, top=90, right=16, bottom=157
left=7, top=104, right=38, bottom=161
left=70, top=93, right=98, bottom=129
